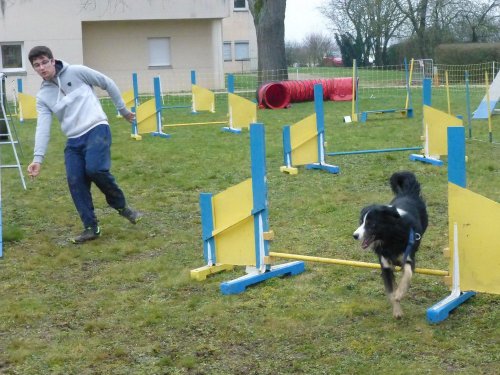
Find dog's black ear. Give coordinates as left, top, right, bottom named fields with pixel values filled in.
left=359, top=205, right=377, bottom=222
left=382, top=205, right=400, bottom=218
left=360, top=204, right=377, bottom=217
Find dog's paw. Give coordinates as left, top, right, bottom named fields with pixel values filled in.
left=392, top=303, right=403, bottom=319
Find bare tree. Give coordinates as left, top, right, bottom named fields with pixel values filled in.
left=322, top=0, right=372, bottom=65
left=322, top=0, right=406, bottom=65
left=303, top=33, right=334, bottom=66
left=460, top=0, right=500, bottom=42
left=391, top=0, right=433, bottom=57
left=368, top=0, right=408, bottom=64
left=248, top=0, right=288, bottom=85
left=285, top=41, right=308, bottom=67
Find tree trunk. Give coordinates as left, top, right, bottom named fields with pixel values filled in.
left=248, top=0, right=288, bottom=86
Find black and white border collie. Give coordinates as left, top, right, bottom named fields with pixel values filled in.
left=353, top=171, right=428, bottom=318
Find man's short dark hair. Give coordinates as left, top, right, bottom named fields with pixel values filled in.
left=28, top=46, right=54, bottom=65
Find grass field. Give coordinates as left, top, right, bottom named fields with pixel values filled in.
left=0, top=89, right=499, bottom=374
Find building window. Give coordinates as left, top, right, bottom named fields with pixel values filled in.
left=1, top=42, right=24, bottom=72
left=234, top=0, right=247, bottom=11
left=223, top=42, right=232, bottom=62
left=234, top=41, right=250, bottom=61
left=148, top=38, right=171, bottom=67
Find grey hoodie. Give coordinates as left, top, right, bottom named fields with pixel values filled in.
left=33, top=60, right=132, bottom=163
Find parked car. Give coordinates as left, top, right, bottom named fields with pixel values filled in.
left=322, top=56, right=343, bottom=67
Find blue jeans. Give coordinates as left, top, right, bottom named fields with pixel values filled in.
left=64, top=124, right=126, bottom=229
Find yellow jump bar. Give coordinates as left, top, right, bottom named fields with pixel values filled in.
left=163, top=121, right=228, bottom=127
left=268, top=252, right=449, bottom=277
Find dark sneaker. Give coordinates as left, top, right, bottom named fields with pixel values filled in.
left=71, top=226, right=101, bottom=244
left=118, top=207, right=143, bottom=224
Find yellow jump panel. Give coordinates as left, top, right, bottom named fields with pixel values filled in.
left=212, top=178, right=256, bottom=266
left=290, top=114, right=319, bottom=166
left=192, top=84, right=215, bottom=112
left=229, top=93, right=256, bottom=129
left=122, top=89, right=135, bottom=110
left=136, top=98, right=157, bottom=134
left=424, top=105, right=462, bottom=156
left=18, top=93, right=37, bottom=120
left=449, top=183, right=500, bottom=295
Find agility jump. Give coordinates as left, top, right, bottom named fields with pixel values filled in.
left=167, top=73, right=257, bottom=133
left=347, top=58, right=414, bottom=123
left=132, top=73, right=256, bottom=139
left=190, top=123, right=305, bottom=294
left=279, top=81, right=420, bottom=163
left=426, top=126, right=499, bottom=323
left=280, top=84, right=340, bottom=175
left=410, top=78, right=463, bottom=166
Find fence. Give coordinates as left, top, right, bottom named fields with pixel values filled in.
left=7, top=61, right=500, bottom=143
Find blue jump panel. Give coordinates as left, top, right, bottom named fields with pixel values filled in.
left=221, top=127, right=242, bottom=134
left=409, top=154, right=444, bottom=166
left=305, top=163, right=340, bottom=174
left=426, top=291, right=476, bottom=323
left=220, top=261, right=305, bottom=295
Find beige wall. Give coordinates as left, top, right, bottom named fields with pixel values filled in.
left=82, top=20, right=225, bottom=94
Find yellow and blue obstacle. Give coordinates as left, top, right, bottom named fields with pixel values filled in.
left=349, top=58, right=414, bottom=123
left=16, top=79, right=37, bottom=122
left=116, top=72, right=137, bottom=120
left=410, top=78, right=463, bottom=166
left=190, top=70, right=214, bottom=113
left=427, top=126, right=499, bottom=323
left=173, top=72, right=256, bottom=133
left=221, top=92, right=257, bottom=134
left=191, top=123, right=305, bottom=294
left=131, top=71, right=256, bottom=135
left=280, top=83, right=340, bottom=175
left=222, top=75, right=257, bottom=134
left=132, top=75, right=171, bottom=140
left=191, top=87, right=214, bottom=113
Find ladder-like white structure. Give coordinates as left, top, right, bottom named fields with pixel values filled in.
left=1, top=73, right=26, bottom=257
left=0, top=73, right=26, bottom=190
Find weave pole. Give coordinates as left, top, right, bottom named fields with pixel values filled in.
left=268, top=252, right=449, bottom=277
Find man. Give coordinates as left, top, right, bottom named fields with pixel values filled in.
left=27, top=46, right=142, bottom=244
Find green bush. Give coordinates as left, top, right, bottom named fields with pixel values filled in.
left=435, top=43, right=500, bottom=64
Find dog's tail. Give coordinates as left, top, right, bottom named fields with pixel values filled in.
left=390, top=171, right=421, bottom=197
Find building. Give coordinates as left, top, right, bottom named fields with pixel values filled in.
left=0, top=0, right=257, bottom=99
left=222, top=0, right=257, bottom=73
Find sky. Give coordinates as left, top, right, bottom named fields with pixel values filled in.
left=284, top=0, right=331, bottom=43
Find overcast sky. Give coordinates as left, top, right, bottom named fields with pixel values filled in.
left=284, top=0, right=331, bottom=43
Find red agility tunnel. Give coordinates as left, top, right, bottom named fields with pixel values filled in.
left=331, top=78, right=354, bottom=101
left=258, top=77, right=353, bottom=109
left=257, top=82, right=291, bottom=109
